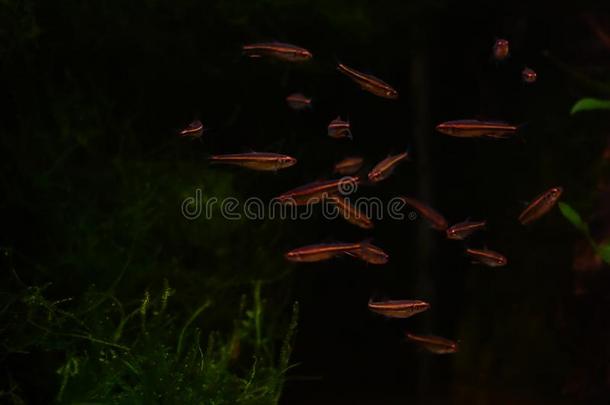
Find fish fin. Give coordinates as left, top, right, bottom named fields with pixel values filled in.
left=485, top=132, right=512, bottom=139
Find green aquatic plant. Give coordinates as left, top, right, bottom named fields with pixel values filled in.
left=0, top=272, right=299, bottom=405
left=558, top=201, right=610, bottom=264
left=570, top=98, right=610, bottom=114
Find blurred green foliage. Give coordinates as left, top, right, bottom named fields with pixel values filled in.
left=559, top=202, right=610, bottom=264
left=570, top=98, right=610, bottom=114
left=0, top=266, right=299, bottom=404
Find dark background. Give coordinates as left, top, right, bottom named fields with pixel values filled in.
left=2, top=1, right=610, bottom=404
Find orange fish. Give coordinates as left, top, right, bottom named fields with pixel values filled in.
left=492, top=38, right=510, bottom=61
left=522, top=67, right=537, bottom=84
left=518, top=186, right=563, bottom=225
left=401, top=196, right=448, bottom=231
left=286, top=93, right=312, bottom=110
left=435, top=120, right=518, bottom=139
left=242, top=42, right=312, bottom=62
left=327, top=196, right=374, bottom=229
left=209, top=152, right=296, bottom=171
left=337, top=63, right=398, bottom=99
left=179, top=120, right=204, bottom=138
left=327, top=116, right=352, bottom=139
left=275, top=176, right=360, bottom=206
left=284, top=242, right=361, bottom=262
left=466, top=248, right=507, bottom=267
left=446, top=220, right=486, bottom=240
left=368, top=299, right=430, bottom=319
left=405, top=332, right=458, bottom=354
left=333, top=157, right=364, bottom=175
left=368, top=152, right=410, bottom=183
left=352, top=241, right=389, bottom=264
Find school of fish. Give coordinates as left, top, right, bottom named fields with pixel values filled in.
left=177, top=39, right=559, bottom=355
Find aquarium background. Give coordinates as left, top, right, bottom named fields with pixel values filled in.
left=1, top=1, right=610, bottom=404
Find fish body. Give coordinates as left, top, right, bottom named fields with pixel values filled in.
left=179, top=120, right=204, bottom=138
left=405, top=332, right=458, bottom=354
left=275, top=176, right=360, bottom=205
left=518, top=187, right=563, bottom=225
left=242, top=42, right=312, bottom=62
left=368, top=299, right=430, bottom=318
left=522, top=67, right=537, bottom=84
left=446, top=220, right=486, bottom=240
left=466, top=248, right=507, bottom=267
left=352, top=242, right=389, bottom=264
left=327, top=116, right=352, bottom=139
left=286, top=93, right=312, bottom=110
left=368, top=152, right=409, bottom=183
left=285, top=242, right=361, bottom=262
left=333, top=157, right=364, bottom=175
left=493, top=38, right=510, bottom=61
left=209, top=152, right=296, bottom=171
left=337, top=63, right=398, bottom=99
left=401, top=197, right=448, bottom=231
left=435, top=120, right=518, bottom=139
left=327, top=196, right=374, bottom=229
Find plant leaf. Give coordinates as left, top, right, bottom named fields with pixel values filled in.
left=570, top=98, right=610, bottom=114
left=558, top=202, right=588, bottom=233
left=597, top=243, right=610, bottom=265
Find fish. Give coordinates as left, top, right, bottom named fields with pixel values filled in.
left=327, top=116, right=352, bottom=139
left=333, top=157, right=364, bottom=175
left=242, top=42, right=312, bottom=62
left=284, top=242, right=362, bottom=263
left=492, top=38, right=510, bottom=61
left=405, top=332, right=458, bottom=354
left=368, top=152, right=410, bottom=183
left=518, top=186, right=563, bottom=225
left=446, top=220, right=486, bottom=240
left=337, top=63, right=398, bottom=99
left=209, top=152, right=297, bottom=171
left=522, top=67, right=537, bottom=84
left=352, top=241, right=389, bottom=264
left=435, top=119, right=518, bottom=139
left=286, top=93, right=312, bottom=110
left=179, top=120, right=204, bottom=138
left=368, top=299, right=430, bottom=319
left=401, top=196, right=448, bottom=231
left=275, top=176, right=360, bottom=205
left=327, top=196, right=374, bottom=229
left=466, top=248, right=507, bottom=267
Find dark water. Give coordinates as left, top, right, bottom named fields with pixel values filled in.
left=1, top=2, right=610, bottom=404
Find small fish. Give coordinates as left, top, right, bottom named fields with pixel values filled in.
left=368, top=152, right=410, bottom=183
left=337, top=63, right=398, bottom=99
left=179, top=120, right=204, bottom=138
left=327, top=196, right=374, bottom=229
left=209, top=152, right=297, bottom=171
left=522, top=67, right=537, bottom=84
left=401, top=197, right=448, bottom=231
left=446, top=220, right=486, bottom=240
left=368, top=299, right=430, bottom=319
left=518, top=186, right=563, bottom=225
left=492, top=38, right=510, bottom=61
left=242, top=42, right=312, bottom=62
left=284, top=242, right=361, bottom=263
left=286, top=93, right=312, bottom=110
left=275, top=176, right=360, bottom=205
left=352, top=241, right=389, bottom=264
left=435, top=120, right=518, bottom=139
left=405, top=332, right=458, bottom=354
left=466, top=248, right=507, bottom=267
left=327, top=116, right=352, bottom=139
left=333, top=157, right=364, bottom=175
